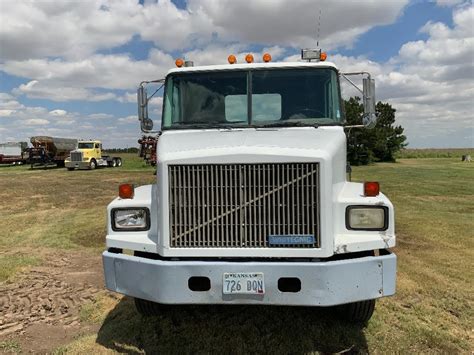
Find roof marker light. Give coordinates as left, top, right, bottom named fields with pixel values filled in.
left=245, top=54, right=254, bottom=63
left=263, top=53, right=272, bottom=62
left=228, top=54, right=237, bottom=64
left=320, top=52, right=327, bottom=61
left=175, top=58, right=184, bottom=67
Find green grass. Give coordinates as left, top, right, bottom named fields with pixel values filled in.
left=0, top=340, right=21, bottom=353
left=0, top=254, right=39, bottom=282
left=0, top=154, right=155, bottom=254
left=396, top=148, right=473, bottom=159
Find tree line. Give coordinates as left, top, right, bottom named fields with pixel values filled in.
left=345, top=97, right=406, bottom=165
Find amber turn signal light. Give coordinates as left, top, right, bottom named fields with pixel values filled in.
left=364, top=182, right=380, bottom=197
left=119, top=184, right=134, bottom=199
left=175, top=58, right=184, bottom=67
left=228, top=54, right=237, bottom=64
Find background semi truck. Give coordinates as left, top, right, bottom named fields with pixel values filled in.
left=28, top=136, right=77, bottom=168
left=102, top=49, right=397, bottom=323
left=65, top=140, right=122, bottom=170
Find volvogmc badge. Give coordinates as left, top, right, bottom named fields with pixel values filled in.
left=268, top=235, right=315, bottom=246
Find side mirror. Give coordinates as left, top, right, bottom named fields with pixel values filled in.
left=143, top=118, right=153, bottom=130
left=362, top=78, right=377, bottom=129
left=137, top=86, right=150, bottom=130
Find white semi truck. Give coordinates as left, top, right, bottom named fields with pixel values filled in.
left=102, top=50, right=396, bottom=323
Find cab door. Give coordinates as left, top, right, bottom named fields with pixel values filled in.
left=95, top=143, right=101, bottom=159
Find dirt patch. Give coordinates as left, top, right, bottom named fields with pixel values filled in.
left=0, top=251, right=104, bottom=352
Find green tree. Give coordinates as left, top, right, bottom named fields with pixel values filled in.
left=345, top=97, right=407, bottom=165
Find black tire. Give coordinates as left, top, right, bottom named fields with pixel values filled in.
left=337, top=299, right=376, bottom=323
left=89, top=159, right=97, bottom=170
left=112, top=158, right=117, bottom=167
left=67, top=167, right=74, bottom=171
left=134, top=298, right=162, bottom=317
left=116, top=158, right=122, bottom=167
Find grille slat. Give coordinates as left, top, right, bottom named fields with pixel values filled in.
left=71, top=151, right=82, bottom=162
left=169, top=163, right=320, bottom=248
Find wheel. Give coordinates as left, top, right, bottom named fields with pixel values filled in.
left=116, top=158, right=122, bottom=167
left=134, top=298, right=162, bottom=317
left=112, top=159, right=117, bottom=167
left=89, top=159, right=97, bottom=170
left=337, top=299, right=376, bottom=323
left=67, top=167, right=74, bottom=171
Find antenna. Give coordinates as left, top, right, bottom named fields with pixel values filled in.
left=316, top=8, right=322, bottom=48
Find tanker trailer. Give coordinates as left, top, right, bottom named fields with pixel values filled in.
left=28, top=136, right=77, bottom=168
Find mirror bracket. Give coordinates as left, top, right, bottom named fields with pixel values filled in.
left=341, top=72, right=377, bottom=129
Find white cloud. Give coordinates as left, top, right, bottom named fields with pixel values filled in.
left=87, top=113, right=114, bottom=120
left=436, top=0, right=466, bottom=7
left=0, top=0, right=143, bottom=61
left=3, top=50, right=174, bottom=102
left=49, top=109, right=67, bottom=116
left=25, top=118, right=49, bottom=126
left=1, top=0, right=409, bottom=62
left=0, top=110, right=14, bottom=117
left=118, top=92, right=137, bottom=103
left=118, top=115, right=138, bottom=124
left=183, top=0, right=408, bottom=50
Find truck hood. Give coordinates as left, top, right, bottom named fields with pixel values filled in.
left=157, top=126, right=346, bottom=164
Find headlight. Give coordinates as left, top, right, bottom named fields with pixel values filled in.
left=346, top=206, right=388, bottom=231
left=112, top=208, right=150, bottom=231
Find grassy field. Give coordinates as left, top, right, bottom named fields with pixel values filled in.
left=396, top=148, right=473, bottom=159
left=0, top=154, right=472, bottom=353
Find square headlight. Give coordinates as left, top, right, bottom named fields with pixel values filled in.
left=111, top=208, right=150, bottom=231
left=346, top=206, right=388, bottom=231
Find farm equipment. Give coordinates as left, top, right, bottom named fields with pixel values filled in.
left=28, top=136, right=77, bottom=168
left=138, top=135, right=158, bottom=166
left=0, top=142, right=28, bottom=165
left=65, top=140, right=122, bottom=170
left=102, top=49, right=397, bottom=323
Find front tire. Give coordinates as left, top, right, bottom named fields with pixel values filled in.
left=337, top=299, right=376, bottom=323
left=134, top=298, right=162, bottom=317
left=89, top=159, right=97, bottom=170
left=67, top=167, right=74, bottom=171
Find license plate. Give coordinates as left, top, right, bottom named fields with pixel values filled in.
left=223, top=273, right=265, bottom=295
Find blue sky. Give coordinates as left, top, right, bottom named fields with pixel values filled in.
left=0, top=0, right=472, bottom=148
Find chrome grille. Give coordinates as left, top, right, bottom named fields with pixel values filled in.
left=169, top=163, right=320, bottom=248
left=71, top=151, right=82, bottom=162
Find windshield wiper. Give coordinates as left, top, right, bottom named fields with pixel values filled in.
left=255, top=121, right=320, bottom=128
left=170, top=120, right=240, bottom=130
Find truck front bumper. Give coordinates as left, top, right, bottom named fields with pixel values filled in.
left=65, top=161, right=90, bottom=169
left=102, top=251, right=396, bottom=306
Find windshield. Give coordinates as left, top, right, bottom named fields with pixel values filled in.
left=162, top=68, right=342, bottom=129
left=78, top=143, right=94, bottom=149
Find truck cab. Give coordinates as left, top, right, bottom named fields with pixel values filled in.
left=65, top=140, right=122, bottom=170
left=102, top=50, right=396, bottom=323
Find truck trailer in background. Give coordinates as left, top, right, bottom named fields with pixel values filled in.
left=28, top=136, right=77, bottom=168
left=0, top=142, right=28, bottom=164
